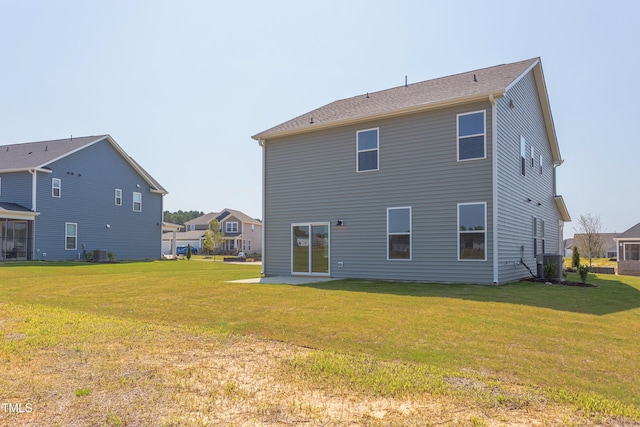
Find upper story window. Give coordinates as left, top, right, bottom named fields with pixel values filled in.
left=458, top=202, right=486, bottom=261
left=357, top=128, right=379, bottom=172
left=387, top=207, right=411, bottom=260
left=457, top=111, right=485, bottom=161
left=133, top=192, right=142, bottom=212
left=0, top=177, right=2, bottom=196
left=65, top=222, right=77, bottom=250
left=115, top=189, right=122, bottom=206
left=226, top=222, right=238, bottom=233
left=530, top=146, right=535, bottom=168
left=539, top=154, right=543, bottom=175
left=520, top=136, right=526, bottom=176
left=52, top=178, right=61, bottom=198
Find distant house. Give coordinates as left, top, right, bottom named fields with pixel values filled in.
left=252, top=57, right=570, bottom=284
left=0, top=135, right=167, bottom=261
left=614, top=223, right=640, bottom=276
left=162, top=208, right=262, bottom=255
left=569, top=233, right=619, bottom=259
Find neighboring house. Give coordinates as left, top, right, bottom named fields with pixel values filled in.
left=162, top=208, right=262, bottom=255
left=0, top=135, right=167, bottom=261
left=570, top=233, right=619, bottom=259
left=252, top=57, right=570, bottom=284
left=614, top=222, right=640, bottom=276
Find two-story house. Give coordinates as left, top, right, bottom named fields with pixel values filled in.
left=252, top=57, right=570, bottom=284
left=163, top=208, right=262, bottom=255
left=0, top=135, right=167, bottom=261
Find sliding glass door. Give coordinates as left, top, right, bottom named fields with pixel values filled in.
left=292, top=223, right=329, bottom=275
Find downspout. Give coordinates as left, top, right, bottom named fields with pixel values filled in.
left=489, top=95, right=499, bottom=284
left=258, top=138, right=266, bottom=276
left=29, top=169, right=37, bottom=260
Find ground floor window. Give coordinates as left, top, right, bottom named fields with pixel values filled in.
left=387, top=207, right=411, bottom=260
left=458, top=203, right=486, bottom=261
left=65, top=223, right=77, bottom=250
left=624, top=243, right=640, bottom=261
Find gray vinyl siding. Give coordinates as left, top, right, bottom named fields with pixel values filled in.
left=0, top=172, right=34, bottom=209
left=33, top=140, right=163, bottom=260
left=496, top=71, right=562, bottom=282
left=264, top=101, right=495, bottom=283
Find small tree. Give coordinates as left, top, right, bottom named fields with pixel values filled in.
left=571, top=245, right=580, bottom=269
left=574, top=213, right=604, bottom=267
left=208, top=219, right=225, bottom=261
left=203, top=230, right=215, bottom=255
left=577, top=264, right=590, bottom=284
left=186, top=244, right=192, bottom=260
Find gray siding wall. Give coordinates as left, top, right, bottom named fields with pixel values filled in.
left=33, top=140, right=163, bottom=260
left=264, top=101, right=495, bottom=283
left=0, top=172, right=34, bottom=209
left=496, top=71, right=563, bottom=282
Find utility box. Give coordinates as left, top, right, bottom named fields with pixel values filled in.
left=93, top=250, right=108, bottom=263
left=536, top=253, right=563, bottom=281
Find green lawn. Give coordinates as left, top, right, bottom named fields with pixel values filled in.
left=1, top=260, right=639, bottom=422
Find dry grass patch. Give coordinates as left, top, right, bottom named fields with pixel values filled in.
left=2, top=302, right=636, bottom=426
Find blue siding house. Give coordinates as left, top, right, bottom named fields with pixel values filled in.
left=0, top=135, right=167, bottom=261
left=252, top=58, right=571, bottom=284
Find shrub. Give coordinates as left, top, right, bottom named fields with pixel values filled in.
left=577, top=264, right=590, bottom=283
left=543, top=263, right=557, bottom=281
left=186, top=244, right=192, bottom=260
left=571, top=246, right=580, bottom=269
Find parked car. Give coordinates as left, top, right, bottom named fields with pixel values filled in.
left=176, top=245, right=197, bottom=255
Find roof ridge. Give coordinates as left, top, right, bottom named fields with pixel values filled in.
left=338, top=57, right=540, bottom=102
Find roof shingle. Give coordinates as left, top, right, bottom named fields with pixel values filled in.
left=253, top=58, right=539, bottom=139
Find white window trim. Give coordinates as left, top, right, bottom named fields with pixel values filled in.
left=115, top=188, right=122, bottom=206
left=387, top=206, right=412, bottom=261
left=0, top=177, right=2, bottom=196
left=356, top=127, right=380, bottom=172
left=457, top=202, right=487, bottom=261
left=133, top=192, right=142, bottom=212
left=226, top=221, right=238, bottom=233
left=65, top=222, right=77, bottom=250
left=52, top=178, right=61, bottom=198
left=456, top=110, right=486, bottom=162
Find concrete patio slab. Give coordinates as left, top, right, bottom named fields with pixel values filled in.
left=228, top=276, right=337, bottom=285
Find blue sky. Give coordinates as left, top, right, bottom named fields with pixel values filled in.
left=1, top=0, right=638, bottom=236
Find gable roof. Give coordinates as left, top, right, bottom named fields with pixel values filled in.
left=0, top=135, right=167, bottom=194
left=187, top=209, right=261, bottom=227
left=616, top=222, right=640, bottom=239
left=252, top=57, right=562, bottom=165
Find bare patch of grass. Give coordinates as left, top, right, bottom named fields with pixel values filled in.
left=2, top=302, right=637, bottom=426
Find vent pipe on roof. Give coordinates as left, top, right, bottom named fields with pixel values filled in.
left=405, top=75, right=408, bottom=87
left=473, top=74, right=477, bottom=82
